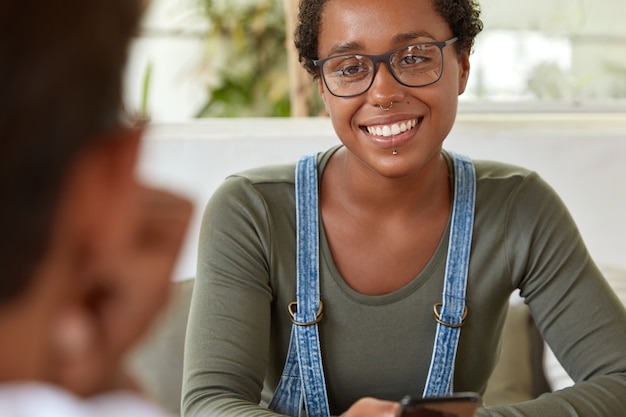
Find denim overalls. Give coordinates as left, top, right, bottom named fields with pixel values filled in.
left=269, top=151, right=476, bottom=417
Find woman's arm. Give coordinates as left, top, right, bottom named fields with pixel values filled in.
left=477, top=172, right=626, bottom=416
left=182, top=175, right=280, bottom=417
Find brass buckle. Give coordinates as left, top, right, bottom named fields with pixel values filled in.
left=433, top=302, right=468, bottom=328
left=288, top=300, right=324, bottom=326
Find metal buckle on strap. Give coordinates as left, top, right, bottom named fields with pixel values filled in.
left=288, top=300, right=324, bottom=326
left=433, top=302, right=468, bottom=328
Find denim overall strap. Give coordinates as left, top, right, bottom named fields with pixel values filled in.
left=268, top=153, right=330, bottom=417
left=422, top=151, right=476, bottom=397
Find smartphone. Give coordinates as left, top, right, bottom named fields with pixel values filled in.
left=396, top=392, right=482, bottom=417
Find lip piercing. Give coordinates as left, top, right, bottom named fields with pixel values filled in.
left=378, top=102, right=393, bottom=111
left=392, top=149, right=398, bottom=155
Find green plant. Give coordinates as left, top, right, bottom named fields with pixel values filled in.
left=196, top=0, right=290, bottom=117
left=140, top=60, right=153, bottom=118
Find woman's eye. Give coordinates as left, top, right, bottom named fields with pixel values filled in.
left=337, top=65, right=368, bottom=76
left=326, top=56, right=370, bottom=79
left=401, top=55, right=427, bottom=65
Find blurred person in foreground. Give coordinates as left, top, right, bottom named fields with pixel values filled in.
left=0, top=0, right=192, bottom=415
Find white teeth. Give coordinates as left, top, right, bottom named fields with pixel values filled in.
left=367, top=119, right=417, bottom=137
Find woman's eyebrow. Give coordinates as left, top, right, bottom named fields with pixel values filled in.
left=324, top=41, right=364, bottom=57
left=393, top=31, right=436, bottom=44
left=321, top=32, right=436, bottom=58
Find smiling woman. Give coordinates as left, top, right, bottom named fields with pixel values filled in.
left=181, top=0, right=626, bottom=417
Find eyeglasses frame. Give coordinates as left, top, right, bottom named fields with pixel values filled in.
left=313, top=37, right=459, bottom=98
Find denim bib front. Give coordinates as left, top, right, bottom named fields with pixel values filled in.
left=269, top=151, right=476, bottom=417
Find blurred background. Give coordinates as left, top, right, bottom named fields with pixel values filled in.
left=124, top=0, right=626, bottom=121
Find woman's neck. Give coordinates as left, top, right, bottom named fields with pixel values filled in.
left=321, top=147, right=451, bottom=221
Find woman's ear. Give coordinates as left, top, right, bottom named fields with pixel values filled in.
left=457, top=50, right=471, bottom=95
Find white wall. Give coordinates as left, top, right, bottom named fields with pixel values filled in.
left=137, top=115, right=626, bottom=281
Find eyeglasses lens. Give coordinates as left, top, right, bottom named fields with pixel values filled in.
left=321, top=43, right=444, bottom=97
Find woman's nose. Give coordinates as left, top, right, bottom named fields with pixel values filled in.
left=368, top=62, right=405, bottom=105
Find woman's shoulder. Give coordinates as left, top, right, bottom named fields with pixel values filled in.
left=466, top=156, right=570, bottom=229
left=444, top=149, right=535, bottom=181
left=205, top=163, right=297, bottom=218
left=217, top=146, right=340, bottom=191
left=447, top=152, right=559, bottom=207
left=471, top=157, right=535, bottom=181
left=228, top=163, right=296, bottom=186
left=469, top=156, right=550, bottom=196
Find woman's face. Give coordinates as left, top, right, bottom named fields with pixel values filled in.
left=317, top=0, right=470, bottom=179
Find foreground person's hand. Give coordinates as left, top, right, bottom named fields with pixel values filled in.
left=50, top=186, right=193, bottom=397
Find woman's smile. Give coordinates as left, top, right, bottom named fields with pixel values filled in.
left=359, top=116, right=423, bottom=150
left=364, top=118, right=419, bottom=138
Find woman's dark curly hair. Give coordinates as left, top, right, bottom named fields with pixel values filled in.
left=294, top=0, right=483, bottom=78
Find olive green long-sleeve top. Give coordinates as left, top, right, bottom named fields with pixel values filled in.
left=183, top=147, right=626, bottom=417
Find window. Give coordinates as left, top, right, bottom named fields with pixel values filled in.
left=124, top=0, right=626, bottom=120
left=463, top=0, right=626, bottom=111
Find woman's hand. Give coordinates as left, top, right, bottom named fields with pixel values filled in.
left=344, top=397, right=401, bottom=417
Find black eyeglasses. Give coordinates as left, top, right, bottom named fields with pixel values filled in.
left=313, top=37, right=458, bottom=98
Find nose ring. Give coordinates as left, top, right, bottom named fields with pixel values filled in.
left=378, top=101, right=394, bottom=111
